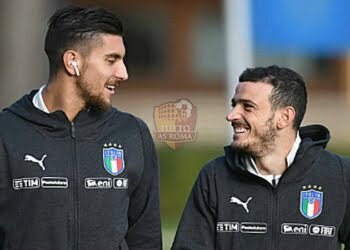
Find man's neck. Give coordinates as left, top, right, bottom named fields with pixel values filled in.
left=43, top=77, right=84, bottom=122
left=254, top=132, right=299, bottom=176
left=254, top=153, right=288, bottom=176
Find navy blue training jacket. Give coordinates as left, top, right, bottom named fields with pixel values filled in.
left=172, top=125, right=350, bottom=250
left=0, top=90, right=162, bottom=250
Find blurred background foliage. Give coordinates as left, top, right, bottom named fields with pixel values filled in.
left=159, top=145, right=222, bottom=221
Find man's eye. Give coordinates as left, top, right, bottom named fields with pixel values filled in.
left=107, top=59, right=115, bottom=64
left=244, top=104, right=253, bottom=110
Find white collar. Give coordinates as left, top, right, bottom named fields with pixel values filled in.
left=32, top=85, right=50, bottom=113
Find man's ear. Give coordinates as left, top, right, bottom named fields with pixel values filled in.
left=276, top=106, right=296, bottom=129
left=63, top=50, right=81, bottom=76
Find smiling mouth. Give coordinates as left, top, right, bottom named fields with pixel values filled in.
left=105, top=82, right=120, bottom=95
left=233, top=124, right=250, bottom=134
left=106, top=85, right=115, bottom=91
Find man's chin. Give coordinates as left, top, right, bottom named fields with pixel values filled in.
left=231, top=140, right=246, bottom=148
left=87, top=101, right=111, bottom=112
left=231, top=141, right=254, bottom=155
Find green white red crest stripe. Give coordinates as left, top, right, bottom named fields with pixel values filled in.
left=103, top=147, right=125, bottom=176
left=300, top=189, right=323, bottom=219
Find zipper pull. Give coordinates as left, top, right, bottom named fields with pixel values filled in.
left=272, top=177, right=277, bottom=190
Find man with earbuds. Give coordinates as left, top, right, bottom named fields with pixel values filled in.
left=172, top=65, right=350, bottom=249
left=0, top=6, right=162, bottom=249
left=71, top=60, right=81, bottom=76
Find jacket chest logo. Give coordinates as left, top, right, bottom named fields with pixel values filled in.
left=230, top=196, right=252, bottom=213
left=300, top=185, right=323, bottom=219
left=24, top=154, right=47, bottom=170
left=103, top=143, right=125, bottom=176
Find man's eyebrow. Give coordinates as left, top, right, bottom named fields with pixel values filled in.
left=104, top=53, right=124, bottom=59
left=231, top=98, right=257, bottom=107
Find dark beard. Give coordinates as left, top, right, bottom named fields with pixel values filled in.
left=76, top=78, right=110, bottom=112
left=232, top=115, right=277, bottom=157
left=85, top=94, right=110, bottom=112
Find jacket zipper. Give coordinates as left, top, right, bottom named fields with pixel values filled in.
left=71, top=122, right=79, bottom=250
left=271, top=177, right=278, bottom=250
left=238, top=170, right=281, bottom=249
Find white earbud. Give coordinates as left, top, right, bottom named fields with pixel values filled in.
left=70, top=60, right=80, bottom=76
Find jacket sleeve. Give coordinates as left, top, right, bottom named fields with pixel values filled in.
left=172, top=162, right=217, bottom=250
left=0, top=138, right=9, bottom=250
left=125, top=119, right=162, bottom=250
left=338, top=156, right=350, bottom=249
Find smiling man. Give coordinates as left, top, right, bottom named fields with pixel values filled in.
left=172, top=65, right=350, bottom=250
left=0, top=6, right=162, bottom=250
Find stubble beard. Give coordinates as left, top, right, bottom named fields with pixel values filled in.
left=76, top=77, right=111, bottom=112
left=232, top=115, right=277, bottom=158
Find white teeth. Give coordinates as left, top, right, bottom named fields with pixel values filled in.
left=234, top=127, right=247, bottom=133
left=106, top=85, right=115, bottom=91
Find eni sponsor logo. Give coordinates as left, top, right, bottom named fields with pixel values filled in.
left=85, top=178, right=112, bottom=189
left=281, top=223, right=308, bottom=235
left=154, top=99, right=197, bottom=150
left=85, top=177, right=128, bottom=189
left=280, top=222, right=335, bottom=237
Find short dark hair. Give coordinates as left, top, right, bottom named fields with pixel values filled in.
left=45, top=6, right=124, bottom=78
left=239, top=65, right=307, bottom=130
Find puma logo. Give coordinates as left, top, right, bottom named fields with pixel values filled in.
left=230, top=196, right=252, bottom=213
left=24, top=154, right=47, bottom=170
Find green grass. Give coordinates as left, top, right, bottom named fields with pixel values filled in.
left=158, top=144, right=224, bottom=249
left=163, top=225, right=176, bottom=250
left=158, top=144, right=223, bottom=219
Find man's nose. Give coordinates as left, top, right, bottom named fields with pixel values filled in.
left=226, top=106, right=240, bottom=122
left=115, top=61, right=128, bottom=81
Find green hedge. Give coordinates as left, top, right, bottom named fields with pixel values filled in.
left=158, top=145, right=223, bottom=221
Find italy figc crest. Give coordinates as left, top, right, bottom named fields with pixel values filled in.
left=300, top=187, right=323, bottom=219
left=103, top=143, right=125, bottom=176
